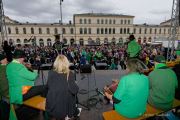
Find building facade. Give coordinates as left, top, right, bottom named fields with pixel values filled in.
left=1, top=13, right=180, bottom=46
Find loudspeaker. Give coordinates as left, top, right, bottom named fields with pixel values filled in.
left=80, top=64, right=92, bottom=73
left=95, top=62, right=108, bottom=70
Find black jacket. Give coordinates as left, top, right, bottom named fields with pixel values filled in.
left=46, top=70, right=79, bottom=119
left=173, top=64, right=180, bottom=100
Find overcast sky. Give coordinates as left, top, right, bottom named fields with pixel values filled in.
left=3, top=0, right=172, bottom=24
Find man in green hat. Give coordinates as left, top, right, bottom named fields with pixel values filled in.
left=172, top=49, right=180, bottom=100
left=148, top=55, right=178, bottom=111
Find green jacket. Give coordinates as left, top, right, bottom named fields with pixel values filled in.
left=113, top=73, right=149, bottom=118
left=6, top=60, right=38, bottom=104
left=148, top=63, right=178, bottom=110
left=0, top=64, right=9, bottom=99
left=127, top=40, right=141, bottom=58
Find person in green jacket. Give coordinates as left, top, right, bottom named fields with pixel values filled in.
left=148, top=55, right=178, bottom=111
left=127, top=35, right=141, bottom=58
left=6, top=50, right=47, bottom=120
left=105, top=59, right=149, bottom=118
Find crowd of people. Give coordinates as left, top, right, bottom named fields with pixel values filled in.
left=0, top=34, right=179, bottom=120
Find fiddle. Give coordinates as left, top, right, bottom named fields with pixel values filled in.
left=104, top=79, right=119, bottom=95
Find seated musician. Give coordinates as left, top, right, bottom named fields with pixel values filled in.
left=148, top=55, right=178, bottom=111
left=6, top=50, right=47, bottom=119
left=105, top=59, right=149, bottom=118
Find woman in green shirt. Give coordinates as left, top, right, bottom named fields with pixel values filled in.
left=105, top=59, right=149, bottom=118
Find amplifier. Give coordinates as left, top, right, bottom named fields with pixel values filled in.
left=80, top=64, right=92, bottom=73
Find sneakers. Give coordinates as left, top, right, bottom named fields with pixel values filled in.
left=77, top=108, right=82, bottom=117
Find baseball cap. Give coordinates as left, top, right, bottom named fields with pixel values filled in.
left=13, top=50, right=26, bottom=59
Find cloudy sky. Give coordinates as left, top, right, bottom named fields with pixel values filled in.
left=3, top=0, right=172, bottom=24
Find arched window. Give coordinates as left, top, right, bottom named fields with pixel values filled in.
left=124, top=28, right=126, bottom=34
left=105, top=19, right=108, bottom=24
left=139, top=28, right=142, bottom=34
left=63, top=38, right=67, bottom=44
left=39, top=28, right=42, bottom=34
left=97, top=19, right=100, bottom=24
left=47, top=28, right=50, bottom=34
left=154, top=28, right=157, bottom=34
left=105, top=28, right=108, bottom=34
left=84, top=19, right=87, bottom=24
left=150, top=28, right=152, bottom=34
left=15, top=27, right=19, bottom=34
left=148, top=37, right=152, bottom=42
left=144, top=28, right=147, bottom=34
left=47, top=38, right=52, bottom=47
left=159, top=28, right=161, bottom=34
left=96, top=38, right=100, bottom=45
left=84, top=28, right=87, bottom=34
left=97, top=28, right=100, bottom=34
left=120, top=28, right=123, bottom=34
left=79, top=39, right=84, bottom=46
left=80, top=28, right=83, bottom=34
left=62, top=28, right=66, bottom=34
left=113, top=28, right=116, bottom=34
left=88, top=28, right=91, bottom=34
left=8, top=28, right=11, bottom=34
left=23, top=28, right=26, bottom=34
left=164, top=28, right=166, bottom=34
left=109, top=19, right=112, bottom=24
left=54, top=28, right=58, bottom=34
left=39, top=39, right=44, bottom=47
left=113, top=20, right=116, bottom=24
left=121, top=20, right=123, bottom=24
left=127, top=28, right=130, bottom=34
left=16, top=39, right=21, bottom=43
left=109, top=28, right=112, bottom=34
left=80, top=19, right=82, bottom=24
left=101, top=28, right=104, bottom=34
left=24, top=39, right=28, bottom=43
left=88, top=19, right=91, bottom=24
left=70, top=39, right=75, bottom=45
left=88, top=38, right=92, bottom=45
left=70, top=28, right=74, bottom=34
left=128, top=20, right=130, bottom=24
left=104, top=38, right=108, bottom=44
left=31, top=28, right=34, bottom=34
left=124, top=20, right=127, bottom=24
left=112, top=38, right=116, bottom=44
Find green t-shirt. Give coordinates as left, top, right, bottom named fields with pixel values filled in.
left=114, top=73, right=149, bottom=118
left=148, top=63, right=178, bottom=110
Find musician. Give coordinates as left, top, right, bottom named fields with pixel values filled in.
left=127, top=35, right=141, bottom=59
left=105, top=59, right=149, bottom=119
left=53, top=34, right=64, bottom=54
left=6, top=50, right=47, bottom=119
left=46, top=55, right=81, bottom=120
left=148, top=55, right=178, bottom=110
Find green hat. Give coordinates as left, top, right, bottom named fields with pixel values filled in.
left=0, top=54, right=6, bottom=61
left=13, top=50, right=25, bottom=59
left=154, top=55, right=166, bottom=63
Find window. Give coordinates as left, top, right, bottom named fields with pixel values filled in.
left=113, top=20, right=116, bottom=24
left=80, top=19, right=82, bottom=24
left=80, top=28, right=83, bottom=34
left=15, top=27, right=19, bottom=34
left=39, top=28, right=42, bottom=34
left=96, top=38, right=100, bottom=45
left=150, top=28, right=152, bottom=34
left=16, top=39, right=21, bottom=43
left=159, top=28, right=161, bottom=34
left=105, top=19, right=108, bottom=24
left=113, top=28, right=115, bottom=34
left=109, top=28, right=112, bottom=34
left=128, top=20, right=130, bottom=24
left=62, top=28, right=66, bottom=34
left=155, top=28, right=157, bottom=34
left=144, top=28, right=147, bottom=34
left=70, top=28, right=74, bottom=34
left=97, top=28, right=100, bottom=34
left=47, top=38, right=52, bottom=47
left=105, top=28, right=108, bottom=34
left=127, top=28, right=130, bottom=34
left=88, top=19, right=91, bottom=24
left=23, top=28, right=26, bottom=34
left=8, top=28, right=11, bottom=34
left=109, top=19, right=112, bottom=24
left=164, top=28, right=166, bottom=34
left=24, top=39, right=28, bottom=43
left=120, top=28, right=123, bottom=34
left=101, top=19, right=104, bottom=24
left=79, top=39, right=84, bottom=46
left=31, top=28, right=34, bottom=34
left=88, top=28, right=91, bottom=34
left=121, top=20, right=123, bottom=24
left=84, top=28, right=87, bottom=34
left=139, top=28, right=141, bottom=34
left=84, top=19, right=87, bottom=24
left=101, top=28, right=104, bottom=34
left=39, top=39, right=44, bottom=47
left=47, top=28, right=50, bottom=34
left=54, top=28, right=58, bottom=34
left=124, top=28, right=126, bottom=34
left=124, top=20, right=127, bottom=24
left=133, top=28, right=136, bottom=34
left=97, top=19, right=100, bottom=24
